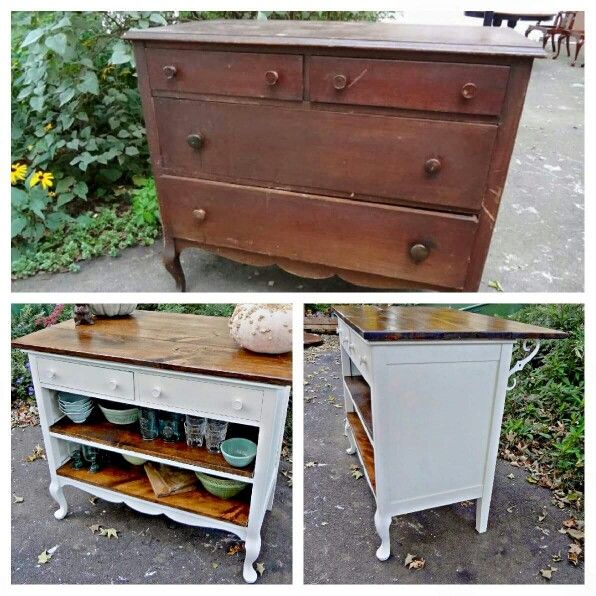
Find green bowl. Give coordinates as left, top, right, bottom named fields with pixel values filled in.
left=220, top=438, right=257, bottom=468
left=122, top=454, right=147, bottom=466
left=98, top=403, right=139, bottom=425
left=195, top=472, right=247, bottom=499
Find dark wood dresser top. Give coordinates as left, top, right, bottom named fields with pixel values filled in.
left=333, top=305, right=567, bottom=341
left=124, top=20, right=544, bottom=57
left=12, top=311, right=292, bottom=386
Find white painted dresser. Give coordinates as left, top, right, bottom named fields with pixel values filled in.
left=12, top=310, right=292, bottom=583
left=333, top=305, right=566, bottom=560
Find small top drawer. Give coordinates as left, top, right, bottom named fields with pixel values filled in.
left=145, top=48, right=303, bottom=101
left=309, top=56, right=510, bottom=116
left=136, top=372, right=263, bottom=423
left=37, top=357, right=135, bottom=401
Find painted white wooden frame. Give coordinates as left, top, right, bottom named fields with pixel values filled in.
left=338, top=320, right=539, bottom=561
left=25, top=350, right=290, bottom=583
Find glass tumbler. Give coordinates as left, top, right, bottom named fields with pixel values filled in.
left=139, top=407, right=159, bottom=440
left=184, top=415, right=207, bottom=447
left=205, top=419, right=228, bottom=453
left=158, top=412, right=184, bottom=443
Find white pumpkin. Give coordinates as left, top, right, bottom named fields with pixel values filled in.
left=229, top=304, right=292, bottom=354
left=90, top=304, right=137, bottom=317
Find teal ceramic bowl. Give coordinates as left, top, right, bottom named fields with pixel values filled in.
left=98, top=403, right=139, bottom=425
left=195, top=472, right=247, bottom=499
left=220, top=438, right=257, bottom=468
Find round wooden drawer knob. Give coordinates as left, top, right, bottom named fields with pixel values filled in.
left=461, top=82, right=477, bottom=99
left=333, top=74, right=348, bottom=90
left=193, top=209, right=207, bottom=222
left=163, top=65, right=177, bottom=79
left=186, top=133, right=204, bottom=150
left=410, top=243, right=430, bottom=263
left=152, top=386, right=162, bottom=398
left=232, top=399, right=243, bottom=410
left=265, top=70, right=279, bottom=86
left=424, top=158, right=442, bottom=175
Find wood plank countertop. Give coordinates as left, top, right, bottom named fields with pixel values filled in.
left=333, top=305, right=568, bottom=342
left=12, top=311, right=292, bottom=386
left=123, top=20, right=544, bottom=57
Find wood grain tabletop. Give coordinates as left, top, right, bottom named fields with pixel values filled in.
left=12, top=311, right=292, bottom=386
left=124, top=20, right=544, bottom=57
left=333, top=305, right=568, bottom=341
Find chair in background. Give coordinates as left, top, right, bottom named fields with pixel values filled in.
left=554, top=11, right=585, bottom=67
left=525, top=11, right=577, bottom=52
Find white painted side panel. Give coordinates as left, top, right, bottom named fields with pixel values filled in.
left=372, top=357, right=501, bottom=507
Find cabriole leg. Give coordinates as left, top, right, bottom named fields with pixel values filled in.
left=242, top=531, right=262, bottom=583
left=475, top=497, right=490, bottom=533
left=49, top=479, right=68, bottom=520
left=162, top=237, right=186, bottom=292
left=374, top=509, right=392, bottom=561
left=344, top=419, right=357, bottom=455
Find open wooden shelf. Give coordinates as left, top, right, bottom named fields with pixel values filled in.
left=57, top=460, right=250, bottom=526
left=344, top=375, right=373, bottom=439
left=50, top=416, right=256, bottom=479
left=347, top=412, right=375, bottom=490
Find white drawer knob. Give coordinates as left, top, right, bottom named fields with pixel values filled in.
left=109, top=379, right=118, bottom=390
left=232, top=399, right=243, bottom=411
left=48, top=369, right=56, bottom=379
left=349, top=343, right=355, bottom=351
left=152, top=386, right=162, bottom=398
left=359, top=355, right=367, bottom=366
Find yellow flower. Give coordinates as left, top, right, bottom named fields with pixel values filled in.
left=11, top=162, right=27, bottom=185
left=29, top=170, right=54, bottom=190
left=48, top=191, right=56, bottom=197
left=44, top=122, right=53, bottom=132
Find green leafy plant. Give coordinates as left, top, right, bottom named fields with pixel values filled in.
left=501, top=304, right=584, bottom=502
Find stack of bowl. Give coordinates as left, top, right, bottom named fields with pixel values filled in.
left=58, top=392, right=94, bottom=424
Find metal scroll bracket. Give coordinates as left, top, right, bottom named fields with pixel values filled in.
left=507, top=340, right=541, bottom=391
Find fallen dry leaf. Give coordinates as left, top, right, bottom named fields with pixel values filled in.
left=404, top=553, right=425, bottom=570
left=212, top=562, right=219, bottom=569
left=26, top=444, right=46, bottom=462
left=305, top=461, right=316, bottom=468
left=37, top=545, right=58, bottom=565
left=566, top=528, right=584, bottom=541
left=255, top=562, right=265, bottom=576
left=551, top=552, right=562, bottom=562
left=350, top=465, right=364, bottom=479
left=13, top=495, right=24, bottom=503
left=89, top=524, right=101, bottom=534
left=540, top=566, right=557, bottom=580
left=538, top=507, right=547, bottom=522
left=507, top=473, right=515, bottom=479
left=568, top=543, right=582, bottom=566
left=562, top=518, right=577, bottom=529
left=321, top=521, right=328, bottom=526
left=88, top=496, right=98, bottom=505
left=506, top=505, right=516, bottom=513
left=227, top=543, right=244, bottom=556
left=99, top=527, right=118, bottom=539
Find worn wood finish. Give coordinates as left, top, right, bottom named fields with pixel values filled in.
left=50, top=416, right=256, bottom=478
left=347, top=412, right=376, bottom=489
left=57, top=460, right=250, bottom=526
left=127, top=21, right=542, bottom=290
left=12, top=311, right=292, bottom=386
left=345, top=376, right=373, bottom=438
left=333, top=305, right=569, bottom=341
left=309, top=57, right=510, bottom=116
left=155, top=97, right=496, bottom=212
left=159, top=176, right=478, bottom=289
left=124, top=21, right=544, bottom=57
left=146, top=48, right=303, bottom=100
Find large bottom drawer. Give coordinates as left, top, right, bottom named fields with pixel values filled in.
left=159, top=176, right=477, bottom=290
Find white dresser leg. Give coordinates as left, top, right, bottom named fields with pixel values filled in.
left=345, top=419, right=357, bottom=455
left=49, top=479, right=68, bottom=520
left=242, top=531, right=262, bottom=583
left=266, top=479, right=276, bottom=511
left=374, top=509, right=391, bottom=560
left=475, top=497, right=490, bottom=533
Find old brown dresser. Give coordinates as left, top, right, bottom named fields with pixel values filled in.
left=124, top=20, right=543, bottom=291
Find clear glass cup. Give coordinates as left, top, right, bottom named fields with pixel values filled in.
left=205, top=419, right=228, bottom=453
left=184, top=415, right=206, bottom=447
left=158, top=412, right=184, bottom=443
left=139, top=407, right=159, bottom=440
